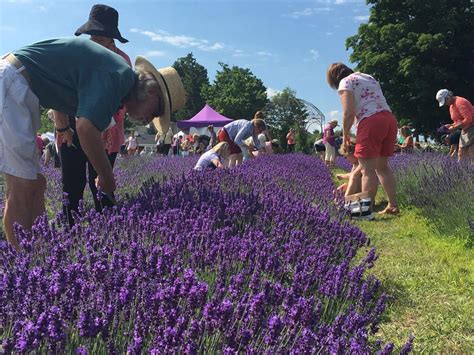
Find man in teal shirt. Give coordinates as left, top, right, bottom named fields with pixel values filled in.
left=0, top=37, right=185, bottom=249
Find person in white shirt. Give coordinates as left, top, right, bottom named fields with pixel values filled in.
left=194, top=142, right=230, bottom=171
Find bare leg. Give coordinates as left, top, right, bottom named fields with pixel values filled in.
left=458, top=145, right=474, bottom=163
left=32, top=173, right=47, bottom=221
left=374, top=156, right=397, bottom=209
left=345, top=169, right=362, bottom=196
left=3, top=174, right=45, bottom=250
left=228, top=154, right=238, bottom=167
left=234, top=153, right=243, bottom=166
left=357, top=158, right=379, bottom=203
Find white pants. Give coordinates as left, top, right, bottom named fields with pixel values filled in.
left=324, top=142, right=336, bottom=162
left=0, top=59, right=40, bottom=179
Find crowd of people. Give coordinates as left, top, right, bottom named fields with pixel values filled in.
left=0, top=4, right=472, bottom=250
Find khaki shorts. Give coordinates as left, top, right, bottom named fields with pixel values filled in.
left=459, top=125, right=474, bottom=148
left=0, top=59, right=40, bottom=179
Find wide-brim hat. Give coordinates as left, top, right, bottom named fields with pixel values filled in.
left=330, top=119, right=339, bottom=126
left=75, top=4, right=128, bottom=43
left=135, top=56, right=186, bottom=135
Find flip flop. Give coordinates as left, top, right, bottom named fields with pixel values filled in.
left=378, top=206, right=400, bottom=215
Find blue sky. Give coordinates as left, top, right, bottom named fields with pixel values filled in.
left=0, top=0, right=370, bottom=127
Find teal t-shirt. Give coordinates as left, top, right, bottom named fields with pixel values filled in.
left=13, top=37, right=136, bottom=131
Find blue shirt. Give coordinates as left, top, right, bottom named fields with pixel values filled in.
left=224, top=119, right=262, bottom=149
left=13, top=37, right=136, bottom=131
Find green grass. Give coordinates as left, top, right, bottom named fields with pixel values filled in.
left=333, top=169, right=474, bottom=353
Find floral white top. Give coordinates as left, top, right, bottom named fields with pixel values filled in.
left=338, top=72, right=391, bottom=125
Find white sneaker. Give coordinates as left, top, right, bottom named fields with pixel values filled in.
left=346, top=198, right=374, bottom=221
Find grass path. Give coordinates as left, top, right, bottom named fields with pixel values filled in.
left=339, top=173, right=474, bottom=353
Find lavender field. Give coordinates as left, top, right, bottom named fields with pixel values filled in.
left=2, top=152, right=472, bottom=352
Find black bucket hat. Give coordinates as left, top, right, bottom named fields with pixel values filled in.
left=75, top=4, right=128, bottom=43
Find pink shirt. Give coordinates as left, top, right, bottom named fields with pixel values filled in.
left=450, top=96, right=473, bottom=131
left=36, top=135, right=44, bottom=153
left=338, top=72, right=391, bottom=125
left=101, top=44, right=131, bottom=154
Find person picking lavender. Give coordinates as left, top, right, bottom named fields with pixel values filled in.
left=0, top=37, right=185, bottom=250
left=327, top=62, right=399, bottom=218
left=436, top=89, right=474, bottom=162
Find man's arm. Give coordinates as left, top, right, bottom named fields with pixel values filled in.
left=76, top=117, right=115, bottom=195
left=51, top=110, right=74, bottom=146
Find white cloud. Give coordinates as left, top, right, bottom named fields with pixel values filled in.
left=266, top=87, right=282, bottom=98
left=354, top=15, right=370, bottom=22
left=130, top=28, right=225, bottom=52
left=257, top=51, right=273, bottom=57
left=232, top=49, right=247, bottom=57
left=38, top=5, right=47, bottom=12
left=144, top=51, right=165, bottom=58
left=289, top=7, right=331, bottom=19
left=309, top=49, right=320, bottom=61
left=0, top=25, right=15, bottom=32
left=329, top=110, right=339, bottom=118
left=317, top=0, right=364, bottom=4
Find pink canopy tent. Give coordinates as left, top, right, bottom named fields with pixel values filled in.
left=176, top=104, right=233, bottom=129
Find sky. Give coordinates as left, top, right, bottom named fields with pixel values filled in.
left=0, top=0, right=371, bottom=128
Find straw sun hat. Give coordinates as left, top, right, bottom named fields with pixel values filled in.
left=134, top=56, right=186, bottom=135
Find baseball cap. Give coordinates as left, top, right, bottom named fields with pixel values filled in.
left=436, top=89, right=450, bottom=107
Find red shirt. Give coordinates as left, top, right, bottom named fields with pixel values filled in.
left=286, top=132, right=295, bottom=145
left=450, top=96, right=473, bottom=131
left=36, top=135, right=44, bottom=153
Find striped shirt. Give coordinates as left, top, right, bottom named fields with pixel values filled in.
left=224, top=119, right=262, bottom=149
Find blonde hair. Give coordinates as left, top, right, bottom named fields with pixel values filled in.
left=212, top=141, right=230, bottom=158
left=339, top=141, right=356, bottom=156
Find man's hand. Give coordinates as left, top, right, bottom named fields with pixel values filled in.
left=95, top=174, right=116, bottom=197
left=447, top=124, right=458, bottom=133
left=57, top=128, right=74, bottom=147
left=76, top=117, right=116, bottom=195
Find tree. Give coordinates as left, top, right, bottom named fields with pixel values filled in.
left=172, top=53, right=209, bottom=120
left=346, top=0, right=474, bottom=136
left=202, top=63, right=268, bottom=120
left=263, top=88, right=313, bottom=153
left=39, top=108, right=54, bottom=133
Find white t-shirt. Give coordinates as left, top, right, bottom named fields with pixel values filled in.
left=194, top=150, right=220, bottom=170
left=127, top=136, right=137, bottom=149
left=338, top=72, right=391, bottom=125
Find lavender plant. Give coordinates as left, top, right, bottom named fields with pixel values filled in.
left=0, top=154, right=402, bottom=352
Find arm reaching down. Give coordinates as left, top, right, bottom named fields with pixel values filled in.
left=76, top=117, right=116, bottom=196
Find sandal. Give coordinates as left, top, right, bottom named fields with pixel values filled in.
left=378, top=206, right=400, bottom=215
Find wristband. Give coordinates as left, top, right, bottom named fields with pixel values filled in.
left=56, top=125, right=70, bottom=133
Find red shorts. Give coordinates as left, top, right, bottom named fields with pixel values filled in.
left=217, top=128, right=242, bottom=155
left=355, top=111, right=398, bottom=159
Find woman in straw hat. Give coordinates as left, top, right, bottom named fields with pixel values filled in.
left=322, top=119, right=339, bottom=166
left=327, top=62, right=398, bottom=217
left=194, top=142, right=230, bottom=171
left=0, top=37, right=185, bottom=249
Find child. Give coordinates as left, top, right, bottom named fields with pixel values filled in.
left=194, top=142, right=230, bottom=170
